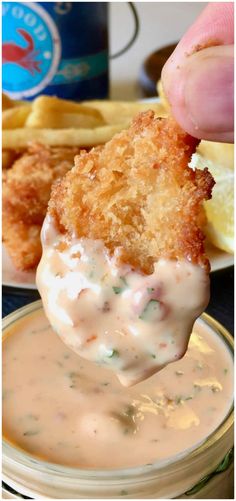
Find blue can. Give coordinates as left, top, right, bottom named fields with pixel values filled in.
left=2, top=2, right=109, bottom=100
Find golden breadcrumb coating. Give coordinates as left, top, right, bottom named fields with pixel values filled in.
left=49, top=112, right=215, bottom=274
left=3, top=221, right=42, bottom=271
left=3, top=143, right=80, bottom=270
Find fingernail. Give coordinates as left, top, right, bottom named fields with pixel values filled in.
left=184, top=49, right=234, bottom=133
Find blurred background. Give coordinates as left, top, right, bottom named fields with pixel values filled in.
left=110, top=2, right=206, bottom=99
left=3, top=2, right=207, bottom=101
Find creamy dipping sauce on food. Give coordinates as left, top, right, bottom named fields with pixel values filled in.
left=3, top=308, right=233, bottom=469
left=37, top=216, right=210, bottom=385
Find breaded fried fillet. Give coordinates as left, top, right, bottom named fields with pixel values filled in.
left=49, top=112, right=214, bottom=274
left=3, top=221, right=42, bottom=271
left=2, top=143, right=80, bottom=270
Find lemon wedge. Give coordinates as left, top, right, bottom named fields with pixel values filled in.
left=190, top=142, right=234, bottom=254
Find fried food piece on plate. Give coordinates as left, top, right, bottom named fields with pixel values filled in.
left=3, top=221, right=42, bottom=271
left=3, top=143, right=80, bottom=270
left=2, top=149, right=21, bottom=170
left=50, top=111, right=214, bottom=273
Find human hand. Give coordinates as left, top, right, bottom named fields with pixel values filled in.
left=162, top=2, right=234, bottom=142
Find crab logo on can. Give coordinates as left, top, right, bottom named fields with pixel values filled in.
left=2, top=2, right=61, bottom=99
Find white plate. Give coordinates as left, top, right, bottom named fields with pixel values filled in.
left=2, top=242, right=233, bottom=291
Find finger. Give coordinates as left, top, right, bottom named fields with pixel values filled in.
left=163, top=2, right=234, bottom=75
left=162, top=3, right=234, bottom=142
left=163, top=45, right=234, bottom=142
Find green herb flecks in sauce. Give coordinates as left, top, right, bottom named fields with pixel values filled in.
left=139, top=300, right=160, bottom=321
left=106, top=349, right=119, bottom=358
left=112, top=277, right=129, bottom=295
left=23, top=430, right=40, bottom=437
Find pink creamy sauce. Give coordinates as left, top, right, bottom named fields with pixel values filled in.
left=2, top=308, right=233, bottom=469
left=36, top=216, right=210, bottom=386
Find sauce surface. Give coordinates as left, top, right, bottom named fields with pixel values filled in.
left=37, top=216, right=210, bottom=385
left=3, top=308, right=233, bottom=469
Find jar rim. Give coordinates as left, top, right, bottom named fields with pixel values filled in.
left=2, top=300, right=234, bottom=481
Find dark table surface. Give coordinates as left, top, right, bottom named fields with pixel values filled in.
left=205, top=266, right=234, bottom=335
left=2, top=266, right=234, bottom=335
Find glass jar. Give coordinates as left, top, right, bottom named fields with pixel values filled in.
left=2, top=301, right=234, bottom=499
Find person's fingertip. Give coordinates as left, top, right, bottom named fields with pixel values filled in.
left=162, top=45, right=234, bottom=142
left=184, top=46, right=234, bottom=134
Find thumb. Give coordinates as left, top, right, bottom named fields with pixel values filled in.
left=162, top=45, right=234, bottom=143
